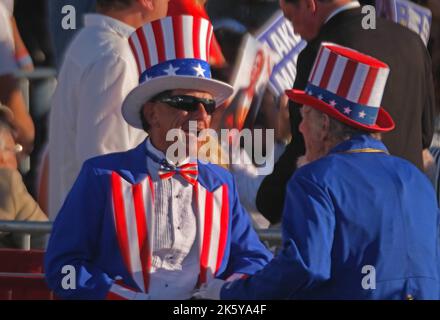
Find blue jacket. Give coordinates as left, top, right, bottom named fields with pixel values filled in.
left=222, top=135, right=440, bottom=299
left=44, top=140, right=272, bottom=299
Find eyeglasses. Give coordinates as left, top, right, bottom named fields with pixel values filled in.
left=155, top=95, right=216, bottom=115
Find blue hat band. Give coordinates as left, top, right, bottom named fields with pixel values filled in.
left=305, top=84, right=380, bottom=126
left=139, top=59, right=212, bottom=84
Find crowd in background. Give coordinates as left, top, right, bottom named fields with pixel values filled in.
left=0, top=0, right=440, bottom=242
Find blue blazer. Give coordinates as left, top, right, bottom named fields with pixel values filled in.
left=221, top=135, right=440, bottom=300
left=44, top=140, right=272, bottom=299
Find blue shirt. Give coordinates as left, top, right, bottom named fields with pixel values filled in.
left=222, top=134, right=440, bottom=299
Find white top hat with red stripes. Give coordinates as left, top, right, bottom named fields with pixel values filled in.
left=286, top=43, right=395, bottom=132
left=122, top=15, right=233, bottom=129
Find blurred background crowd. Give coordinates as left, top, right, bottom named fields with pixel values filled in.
left=0, top=0, right=439, bottom=248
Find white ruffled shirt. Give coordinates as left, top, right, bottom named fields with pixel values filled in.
left=145, top=139, right=200, bottom=300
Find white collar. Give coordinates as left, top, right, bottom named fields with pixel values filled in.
left=325, top=1, right=361, bottom=24
left=146, top=139, right=192, bottom=167
left=84, top=13, right=135, bottom=38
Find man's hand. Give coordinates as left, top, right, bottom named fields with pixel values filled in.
left=192, top=278, right=226, bottom=300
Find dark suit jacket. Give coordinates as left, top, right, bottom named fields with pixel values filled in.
left=257, top=7, right=437, bottom=223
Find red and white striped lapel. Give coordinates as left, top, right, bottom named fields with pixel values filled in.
left=110, top=172, right=155, bottom=294
left=196, top=182, right=230, bottom=286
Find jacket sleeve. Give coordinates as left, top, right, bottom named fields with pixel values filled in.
left=221, top=173, right=335, bottom=299
left=219, top=176, right=273, bottom=278
left=44, top=162, right=115, bottom=299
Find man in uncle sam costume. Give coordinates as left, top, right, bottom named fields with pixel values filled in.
left=195, top=43, right=440, bottom=300
left=44, top=15, right=272, bottom=300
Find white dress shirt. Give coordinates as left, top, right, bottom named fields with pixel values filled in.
left=145, top=139, right=200, bottom=300
left=0, top=2, right=16, bottom=76
left=48, top=14, right=147, bottom=219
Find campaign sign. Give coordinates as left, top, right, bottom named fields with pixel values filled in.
left=376, top=0, right=432, bottom=46
left=222, top=34, right=274, bottom=130
left=256, top=10, right=307, bottom=97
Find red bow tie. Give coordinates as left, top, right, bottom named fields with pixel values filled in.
left=159, top=162, right=198, bottom=185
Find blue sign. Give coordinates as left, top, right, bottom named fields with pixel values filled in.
left=256, top=11, right=307, bottom=97
left=377, top=0, right=432, bottom=46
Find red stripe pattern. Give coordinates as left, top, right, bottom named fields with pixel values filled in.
left=199, top=189, right=213, bottom=285
left=110, top=173, right=154, bottom=294
left=197, top=184, right=230, bottom=286
left=136, top=28, right=151, bottom=70
left=192, top=17, right=201, bottom=59
left=358, top=67, right=379, bottom=105
left=111, top=173, right=132, bottom=274
left=173, top=15, right=185, bottom=59
left=336, top=59, right=357, bottom=97
left=152, top=21, right=166, bottom=64
left=307, top=43, right=390, bottom=108
left=215, top=185, right=229, bottom=272
left=110, top=172, right=230, bottom=297
left=128, top=15, right=213, bottom=81
left=319, top=52, right=337, bottom=89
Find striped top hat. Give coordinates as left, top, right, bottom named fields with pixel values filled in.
left=122, top=15, right=233, bottom=129
left=286, top=43, right=395, bottom=132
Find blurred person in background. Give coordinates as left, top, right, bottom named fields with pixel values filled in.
left=0, top=104, right=47, bottom=249
left=48, top=0, right=169, bottom=219
left=0, top=0, right=35, bottom=155
left=257, top=0, right=437, bottom=224
left=48, top=0, right=96, bottom=68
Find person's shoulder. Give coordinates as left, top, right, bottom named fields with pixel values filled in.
left=82, top=147, right=136, bottom=174
left=376, top=16, right=425, bottom=45
left=198, top=162, right=234, bottom=185
left=388, top=154, right=430, bottom=179
left=290, top=155, right=342, bottom=189
left=297, top=155, right=338, bottom=176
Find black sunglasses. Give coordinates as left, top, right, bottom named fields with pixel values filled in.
left=155, top=95, right=216, bottom=115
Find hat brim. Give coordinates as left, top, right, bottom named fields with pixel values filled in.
left=286, top=89, right=395, bottom=133
left=122, top=75, right=234, bottom=129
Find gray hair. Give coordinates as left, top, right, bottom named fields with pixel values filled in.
left=309, top=106, right=381, bottom=142
left=327, top=114, right=381, bottom=142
